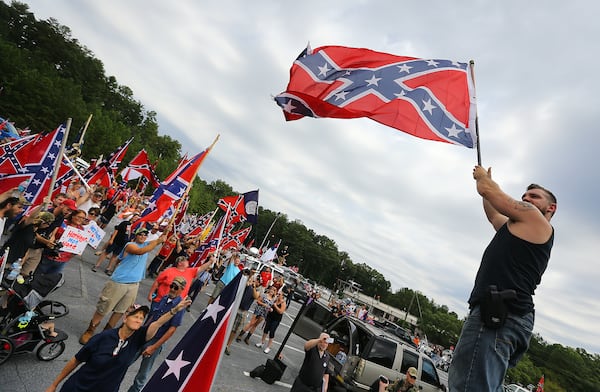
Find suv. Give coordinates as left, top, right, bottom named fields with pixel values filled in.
left=294, top=302, right=447, bottom=392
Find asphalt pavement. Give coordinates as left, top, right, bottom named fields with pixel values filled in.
left=0, top=243, right=309, bottom=392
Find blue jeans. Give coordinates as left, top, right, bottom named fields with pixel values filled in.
left=448, top=306, right=534, bottom=392
left=127, top=343, right=163, bottom=392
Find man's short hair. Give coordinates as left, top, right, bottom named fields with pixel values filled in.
left=527, top=183, right=557, bottom=204
left=0, top=196, right=22, bottom=209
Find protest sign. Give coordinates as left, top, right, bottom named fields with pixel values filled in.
left=58, top=225, right=90, bottom=255
left=85, top=220, right=106, bottom=249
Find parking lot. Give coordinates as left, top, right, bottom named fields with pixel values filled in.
left=0, top=245, right=310, bottom=392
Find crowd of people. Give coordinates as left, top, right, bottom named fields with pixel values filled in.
left=1, top=181, right=299, bottom=391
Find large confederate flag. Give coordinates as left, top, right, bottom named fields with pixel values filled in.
left=275, top=45, right=477, bottom=148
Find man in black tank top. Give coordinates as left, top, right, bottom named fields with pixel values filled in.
left=448, top=166, right=557, bottom=391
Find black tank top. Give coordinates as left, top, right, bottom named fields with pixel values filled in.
left=468, top=223, right=554, bottom=315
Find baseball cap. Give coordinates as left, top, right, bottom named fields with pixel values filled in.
left=172, top=276, right=187, bottom=288
left=407, top=367, right=418, bottom=378
left=61, top=199, right=77, bottom=210
left=37, top=211, right=55, bottom=224
left=126, top=304, right=150, bottom=318
left=134, top=227, right=149, bottom=235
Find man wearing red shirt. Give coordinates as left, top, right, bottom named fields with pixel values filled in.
left=147, top=255, right=214, bottom=309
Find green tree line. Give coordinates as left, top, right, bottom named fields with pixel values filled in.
left=1, top=2, right=597, bottom=389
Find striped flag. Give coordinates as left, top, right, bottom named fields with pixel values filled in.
left=141, top=272, right=246, bottom=392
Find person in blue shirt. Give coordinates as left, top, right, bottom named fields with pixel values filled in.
left=79, top=227, right=166, bottom=345
left=208, top=252, right=241, bottom=304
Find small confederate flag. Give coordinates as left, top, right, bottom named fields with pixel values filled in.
left=135, top=148, right=210, bottom=228
left=141, top=272, right=246, bottom=392
left=84, top=138, right=133, bottom=187
left=275, top=45, right=477, bottom=148
left=220, top=226, right=252, bottom=251
left=120, top=149, right=160, bottom=187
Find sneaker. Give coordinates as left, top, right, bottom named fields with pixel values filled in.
left=263, top=347, right=271, bottom=354
left=105, top=270, right=112, bottom=276
left=244, top=337, right=250, bottom=345
left=91, top=266, right=97, bottom=272
left=225, top=347, right=231, bottom=356
left=235, top=337, right=242, bottom=342
left=255, top=342, right=263, bottom=348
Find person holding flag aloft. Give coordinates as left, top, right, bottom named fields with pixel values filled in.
left=449, top=167, right=556, bottom=391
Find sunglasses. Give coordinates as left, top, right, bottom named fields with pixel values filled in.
left=88, top=212, right=98, bottom=216
left=408, top=374, right=417, bottom=379
left=137, top=232, right=148, bottom=236
left=170, top=283, right=183, bottom=290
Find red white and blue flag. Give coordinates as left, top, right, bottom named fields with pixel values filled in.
left=186, top=210, right=216, bottom=237
left=135, top=148, right=211, bottom=227
left=220, top=226, right=252, bottom=251
left=120, top=149, right=160, bottom=187
left=275, top=45, right=477, bottom=148
left=189, top=209, right=228, bottom=266
left=141, top=272, right=246, bottom=392
left=217, top=189, right=259, bottom=226
left=0, top=124, right=67, bottom=206
left=84, top=138, right=133, bottom=187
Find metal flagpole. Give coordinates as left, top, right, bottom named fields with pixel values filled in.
left=47, top=119, right=72, bottom=202
left=469, top=60, right=481, bottom=166
left=62, top=153, right=93, bottom=193
left=258, top=214, right=280, bottom=251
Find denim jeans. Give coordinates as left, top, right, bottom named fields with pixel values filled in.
left=127, top=344, right=163, bottom=392
left=36, top=257, right=67, bottom=275
left=448, top=306, right=534, bottom=392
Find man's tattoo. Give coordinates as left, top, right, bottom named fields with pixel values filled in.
left=513, top=200, right=534, bottom=211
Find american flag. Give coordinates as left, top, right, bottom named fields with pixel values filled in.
left=275, top=45, right=477, bottom=148
left=0, top=124, right=67, bottom=206
left=141, top=272, right=246, bottom=392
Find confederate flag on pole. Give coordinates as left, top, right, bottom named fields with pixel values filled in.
left=275, top=45, right=477, bottom=148
left=0, top=124, right=67, bottom=206
left=141, top=272, right=246, bottom=392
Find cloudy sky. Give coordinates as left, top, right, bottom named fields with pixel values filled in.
left=23, top=1, right=600, bottom=353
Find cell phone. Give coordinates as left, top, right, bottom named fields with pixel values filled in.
left=379, top=375, right=389, bottom=384
left=325, top=337, right=334, bottom=343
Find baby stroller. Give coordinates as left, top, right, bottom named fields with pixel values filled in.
left=0, top=272, right=69, bottom=365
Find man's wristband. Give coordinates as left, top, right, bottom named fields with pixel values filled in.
left=169, top=308, right=178, bottom=316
